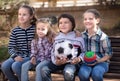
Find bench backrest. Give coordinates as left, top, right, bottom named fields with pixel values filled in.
left=109, top=36, right=120, bottom=73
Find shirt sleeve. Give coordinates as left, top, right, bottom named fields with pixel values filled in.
left=30, top=40, right=37, bottom=58
left=44, top=41, right=53, bottom=60
left=79, top=37, right=86, bottom=61
left=102, top=37, right=112, bottom=56
left=8, top=30, right=18, bottom=58
left=51, top=42, right=57, bottom=64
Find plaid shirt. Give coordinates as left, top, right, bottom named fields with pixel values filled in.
left=30, top=37, right=53, bottom=61
left=82, top=28, right=112, bottom=59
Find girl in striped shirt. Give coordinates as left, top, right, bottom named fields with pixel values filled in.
left=1, top=5, right=36, bottom=81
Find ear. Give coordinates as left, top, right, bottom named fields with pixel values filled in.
left=96, top=18, right=100, bottom=24
left=30, top=15, right=34, bottom=20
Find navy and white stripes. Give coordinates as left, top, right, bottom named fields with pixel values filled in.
left=8, top=25, right=35, bottom=58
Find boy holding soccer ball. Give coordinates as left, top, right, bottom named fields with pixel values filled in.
left=41, top=14, right=85, bottom=81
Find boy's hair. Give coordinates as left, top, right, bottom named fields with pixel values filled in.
left=19, top=5, right=37, bottom=25
left=34, top=18, right=56, bottom=43
left=84, top=9, right=101, bottom=19
left=58, top=14, right=75, bottom=31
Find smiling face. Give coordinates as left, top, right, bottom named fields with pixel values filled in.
left=83, top=12, right=100, bottom=30
left=18, top=7, right=33, bottom=25
left=36, top=22, right=49, bottom=38
left=58, top=18, right=73, bottom=34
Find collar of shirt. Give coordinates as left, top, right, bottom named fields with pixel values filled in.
left=83, top=28, right=102, bottom=38
left=55, top=31, right=76, bottom=40
left=39, top=37, right=49, bottom=44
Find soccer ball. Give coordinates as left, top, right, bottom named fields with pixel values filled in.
left=84, top=51, right=97, bottom=64
left=54, top=40, right=81, bottom=62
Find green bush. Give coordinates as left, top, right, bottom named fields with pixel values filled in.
left=0, top=45, right=10, bottom=62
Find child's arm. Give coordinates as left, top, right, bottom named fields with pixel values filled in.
left=55, top=56, right=69, bottom=65
left=8, top=30, right=18, bottom=58
left=30, top=40, right=37, bottom=58
left=74, top=30, right=81, bottom=37
left=30, top=40, right=37, bottom=65
left=97, top=55, right=111, bottom=63
left=71, top=57, right=81, bottom=64
left=30, top=57, right=36, bottom=65
left=97, top=37, right=112, bottom=62
left=71, top=37, right=86, bottom=64
left=88, top=37, right=112, bottom=66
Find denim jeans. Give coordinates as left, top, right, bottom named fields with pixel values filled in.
left=41, top=61, right=79, bottom=81
left=78, top=62, right=109, bottom=81
left=21, top=60, right=50, bottom=81
left=36, top=60, right=50, bottom=81
left=1, top=57, right=30, bottom=81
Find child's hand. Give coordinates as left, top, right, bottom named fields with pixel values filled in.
left=71, top=57, right=81, bottom=64
left=14, top=56, right=23, bottom=62
left=87, top=61, right=97, bottom=66
left=75, top=30, right=81, bottom=37
left=30, top=57, right=36, bottom=65
left=56, top=56, right=68, bottom=65
left=87, top=60, right=99, bottom=66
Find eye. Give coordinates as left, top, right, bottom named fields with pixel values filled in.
left=84, top=18, right=87, bottom=21
left=64, top=21, right=68, bottom=24
left=41, top=28, right=45, bottom=31
left=59, top=22, right=62, bottom=25
left=37, top=27, right=40, bottom=30
left=18, top=13, right=21, bottom=16
left=89, top=18, right=93, bottom=20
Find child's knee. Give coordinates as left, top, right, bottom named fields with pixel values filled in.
left=64, top=69, right=75, bottom=81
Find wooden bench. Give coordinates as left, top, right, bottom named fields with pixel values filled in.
left=0, top=36, right=120, bottom=80
left=52, top=36, right=120, bottom=79
left=104, top=36, right=120, bottom=78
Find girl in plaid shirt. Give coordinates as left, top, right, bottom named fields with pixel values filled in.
left=78, top=9, right=112, bottom=81
left=21, top=18, right=56, bottom=81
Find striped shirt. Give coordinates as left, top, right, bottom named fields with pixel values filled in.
left=30, top=37, right=53, bottom=61
left=8, top=25, right=35, bottom=58
left=82, top=28, right=112, bottom=59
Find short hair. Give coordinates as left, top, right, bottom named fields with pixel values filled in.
left=58, top=14, right=75, bottom=31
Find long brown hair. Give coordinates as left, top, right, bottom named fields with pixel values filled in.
left=19, top=5, right=37, bottom=25
left=34, top=18, right=56, bottom=44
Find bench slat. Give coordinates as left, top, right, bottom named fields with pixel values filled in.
left=110, top=37, right=120, bottom=43
left=112, top=52, right=120, bottom=57
left=104, top=73, right=120, bottom=79
left=111, top=43, right=120, bottom=47
left=112, top=47, right=120, bottom=52
left=110, top=57, right=120, bottom=61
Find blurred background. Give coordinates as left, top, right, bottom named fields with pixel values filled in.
left=0, top=0, right=120, bottom=62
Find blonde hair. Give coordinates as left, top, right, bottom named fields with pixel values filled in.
left=34, top=18, right=56, bottom=43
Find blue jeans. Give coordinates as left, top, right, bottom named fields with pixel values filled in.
left=41, top=61, right=79, bottom=81
left=21, top=60, right=50, bottom=81
left=1, top=57, right=30, bottom=81
left=78, top=62, right=109, bottom=81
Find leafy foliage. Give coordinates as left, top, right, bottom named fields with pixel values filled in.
left=0, top=45, right=10, bottom=62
